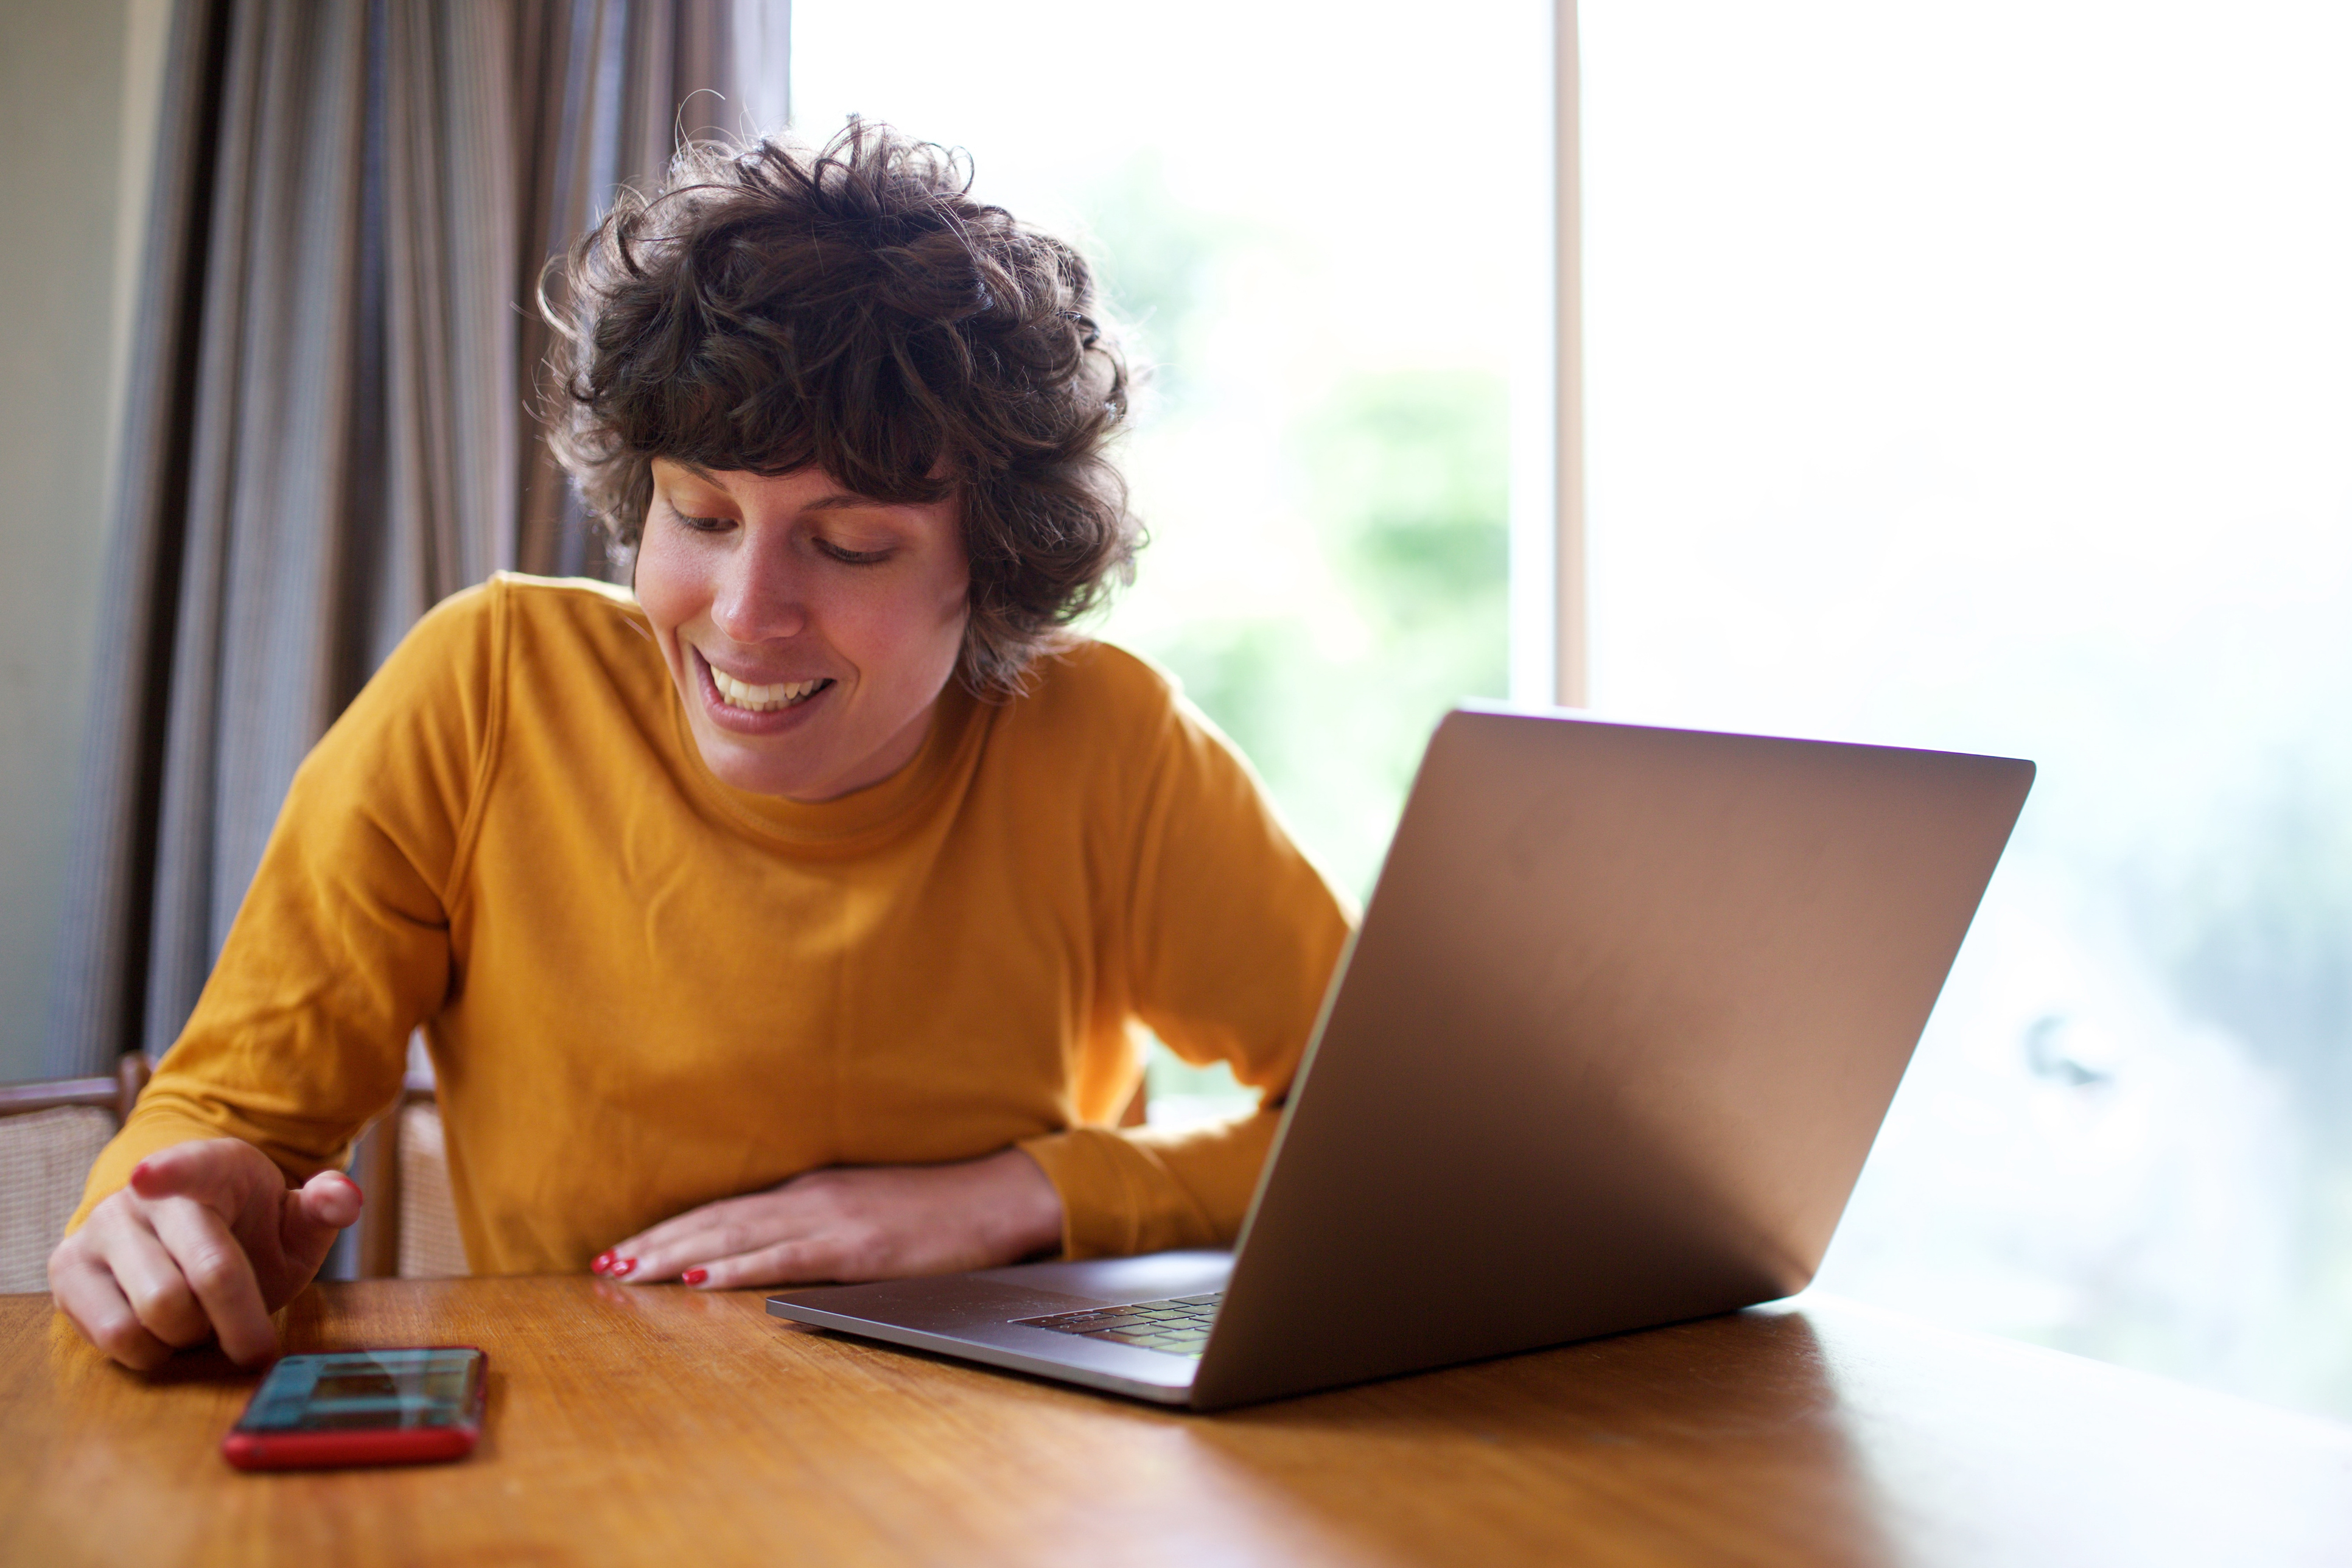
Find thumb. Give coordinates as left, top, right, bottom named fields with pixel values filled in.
left=281, top=1171, right=364, bottom=1266
left=296, top=1169, right=365, bottom=1231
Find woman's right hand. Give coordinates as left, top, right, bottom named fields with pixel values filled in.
left=47, top=1138, right=363, bottom=1371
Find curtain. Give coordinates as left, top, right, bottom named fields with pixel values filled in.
left=43, top=0, right=784, bottom=1077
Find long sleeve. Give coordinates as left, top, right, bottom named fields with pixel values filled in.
left=1018, top=679, right=1355, bottom=1257
left=69, top=581, right=1349, bottom=1275
left=68, top=585, right=500, bottom=1230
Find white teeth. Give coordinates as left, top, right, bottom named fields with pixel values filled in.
left=709, top=666, right=827, bottom=712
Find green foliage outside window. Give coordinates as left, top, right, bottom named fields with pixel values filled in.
left=1076, top=161, right=1511, bottom=1119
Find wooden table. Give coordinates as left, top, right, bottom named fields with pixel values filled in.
left=4, top=1277, right=2347, bottom=1566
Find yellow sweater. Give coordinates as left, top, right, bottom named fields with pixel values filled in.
left=74, top=575, right=1353, bottom=1272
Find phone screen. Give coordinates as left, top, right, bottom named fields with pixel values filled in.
left=234, top=1348, right=485, bottom=1433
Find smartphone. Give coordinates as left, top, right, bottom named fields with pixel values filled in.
left=222, top=1346, right=487, bottom=1470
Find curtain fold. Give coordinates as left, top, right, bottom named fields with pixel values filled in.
left=46, top=0, right=775, bottom=1077
left=513, top=0, right=740, bottom=579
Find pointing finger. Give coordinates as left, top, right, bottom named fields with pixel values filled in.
left=127, top=1139, right=271, bottom=1222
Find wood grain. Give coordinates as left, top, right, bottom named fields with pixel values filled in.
left=3, top=1278, right=2347, bottom=1567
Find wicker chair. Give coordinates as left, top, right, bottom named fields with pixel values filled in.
left=0, top=1054, right=152, bottom=1293
left=352, top=1072, right=469, bottom=1279
left=1, top=1051, right=469, bottom=1289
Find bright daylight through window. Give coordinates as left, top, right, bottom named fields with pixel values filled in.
left=792, top=0, right=1551, bottom=1125
left=1585, top=1, right=2352, bottom=1418
left=799, top=0, right=2352, bottom=1419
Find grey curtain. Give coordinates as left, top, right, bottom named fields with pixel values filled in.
left=44, top=0, right=785, bottom=1077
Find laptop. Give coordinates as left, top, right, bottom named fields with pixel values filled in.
left=768, top=706, right=2034, bottom=1409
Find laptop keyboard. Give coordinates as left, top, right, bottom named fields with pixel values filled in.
left=1014, top=1292, right=1223, bottom=1357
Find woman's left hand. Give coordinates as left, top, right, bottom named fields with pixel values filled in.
left=595, top=1147, right=1065, bottom=1289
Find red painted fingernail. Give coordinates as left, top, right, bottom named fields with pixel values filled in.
left=591, top=1251, right=615, bottom=1274
left=682, top=1268, right=708, bottom=1286
left=612, top=1257, right=637, bottom=1278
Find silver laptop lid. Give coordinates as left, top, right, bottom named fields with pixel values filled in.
left=1190, top=708, right=2032, bottom=1408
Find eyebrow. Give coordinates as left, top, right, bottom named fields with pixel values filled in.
left=666, top=460, right=893, bottom=513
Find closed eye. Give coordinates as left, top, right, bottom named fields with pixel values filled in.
left=815, top=538, right=894, bottom=565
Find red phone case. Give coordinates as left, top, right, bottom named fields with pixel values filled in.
left=222, top=1347, right=486, bottom=1471
left=222, top=1422, right=481, bottom=1470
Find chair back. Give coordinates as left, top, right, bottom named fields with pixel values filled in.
left=0, top=1056, right=151, bottom=1293
left=354, top=1073, right=469, bottom=1279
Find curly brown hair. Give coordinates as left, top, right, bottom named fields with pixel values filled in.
left=544, top=119, right=1137, bottom=695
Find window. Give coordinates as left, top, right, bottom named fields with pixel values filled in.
left=1584, top=0, right=2352, bottom=1417
left=795, top=0, right=1551, bottom=1123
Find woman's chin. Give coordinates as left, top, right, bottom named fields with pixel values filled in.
left=686, top=682, right=940, bottom=803
left=695, top=728, right=836, bottom=800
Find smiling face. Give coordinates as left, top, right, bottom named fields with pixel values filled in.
left=635, top=458, right=971, bottom=802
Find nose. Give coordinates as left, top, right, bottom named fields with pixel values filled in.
left=708, top=534, right=811, bottom=645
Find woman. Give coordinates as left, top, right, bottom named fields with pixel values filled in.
left=51, top=122, right=1352, bottom=1371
